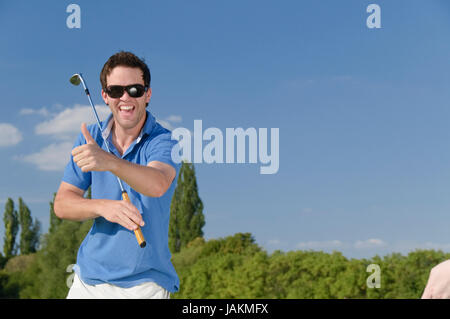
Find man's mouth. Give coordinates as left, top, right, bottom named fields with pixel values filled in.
left=119, top=105, right=135, bottom=112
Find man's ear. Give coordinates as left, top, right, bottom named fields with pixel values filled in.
left=146, top=88, right=152, bottom=102
left=145, top=87, right=152, bottom=107
left=101, top=89, right=109, bottom=105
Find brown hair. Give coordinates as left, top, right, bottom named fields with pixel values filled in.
left=100, top=51, right=151, bottom=89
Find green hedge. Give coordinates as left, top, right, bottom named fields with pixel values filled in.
left=0, top=230, right=446, bottom=299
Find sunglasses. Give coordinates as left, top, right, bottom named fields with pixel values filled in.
left=105, top=84, right=147, bottom=98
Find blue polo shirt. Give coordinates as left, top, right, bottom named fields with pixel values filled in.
left=62, top=110, right=181, bottom=293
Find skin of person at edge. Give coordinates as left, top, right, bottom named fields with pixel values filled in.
left=422, top=260, right=450, bottom=299
left=54, top=52, right=180, bottom=297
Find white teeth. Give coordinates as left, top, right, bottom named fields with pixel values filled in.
left=120, top=106, right=134, bottom=111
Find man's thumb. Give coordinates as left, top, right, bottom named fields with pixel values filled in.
left=81, top=123, right=96, bottom=144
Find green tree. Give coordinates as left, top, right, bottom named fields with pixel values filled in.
left=0, top=270, right=18, bottom=298
left=49, top=192, right=62, bottom=235
left=172, top=233, right=263, bottom=298
left=0, top=252, right=7, bottom=269
left=364, top=249, right=449, bottom=299
left=50, top=186, right=91, bottom=235
left=19, top=219, right=93, bottom=298
left=3, top=198, right=19, bottom=259
left=169, top=161, right=205, bottom=253
left=17, top=188, right=93, bottom=298
left=18, top=197, right=41, bottom=255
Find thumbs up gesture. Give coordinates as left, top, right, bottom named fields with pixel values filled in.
left=72, top=123, right=116, bottom=172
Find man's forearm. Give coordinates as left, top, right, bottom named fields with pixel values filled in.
left=54, top=181, right=144, bottom=230
left=109, top=157, right=168, bottom=198
left=54, top=190, right=103, bottom=221
left=71, top=131, right=172, bottom=197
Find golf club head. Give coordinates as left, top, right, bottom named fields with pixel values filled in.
left=69, top=73, right=81, bottom=86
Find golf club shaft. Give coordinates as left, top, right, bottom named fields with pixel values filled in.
left=75, top=73, right=146, bottom=248
left=77, top=75, right=125, bottom=191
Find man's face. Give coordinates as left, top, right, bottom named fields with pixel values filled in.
left=101, top=66, right=151, bottom=131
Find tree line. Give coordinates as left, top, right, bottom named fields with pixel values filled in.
left=0, top=161, right=205, bottom=298
left=1, top=197, right=40, bottom=266
left=0, top=162, right=442, bottom=298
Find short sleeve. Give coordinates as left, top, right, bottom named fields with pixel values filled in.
left=62, top=132, right=92, bottom=191
left=145, top=132, right=181, bottom=172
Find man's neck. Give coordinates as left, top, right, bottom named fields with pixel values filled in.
left=111, top=112, right=147, bottom=156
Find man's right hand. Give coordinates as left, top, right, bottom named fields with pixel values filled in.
left=54, top=182, right=144, bottom=232
left=98, top=199, right=145, bottom=232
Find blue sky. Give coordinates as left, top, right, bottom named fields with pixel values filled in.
left=1, top=0, right=450, bottom=259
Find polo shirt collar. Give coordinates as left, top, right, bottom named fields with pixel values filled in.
left=101, top=110, right=155, bottom=143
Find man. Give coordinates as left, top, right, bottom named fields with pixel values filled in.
left=54, top=51, right=180, bottom=299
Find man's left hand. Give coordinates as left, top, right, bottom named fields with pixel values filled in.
left=72, top=123, right=116, bottom=172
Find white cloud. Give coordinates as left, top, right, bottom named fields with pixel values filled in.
left=0, top=123, right=22, bottom=146
left=20, top=107, right=50, bottom=117
left=16, top=105, right=109, bottom=171
left=166, top=115, right=182, bottom=123
left=354, top=238, right=387, bottom=249
left=295, top=238, right=388, bottom=252
left=390, top=241, right=450, bottom=253
left=296, top=240, right=344, bottom=250
left=156, top=119, right=175, bottom=131
left=156, top=115, right=183, bottom=131
left=418, top=242, right=450, bottom=250
left=16, top=142, right=73, bottom=171
left=268, top=239, right=281, bottom=245
left=273, top=238, right=450, bottom=258
left=34, top=106, right=181, bottom=137
left=35, top=104, right=110, bottom=140
left=19, top=105, right=183, bottom=172
left=20, top=108, right=35, bottom=115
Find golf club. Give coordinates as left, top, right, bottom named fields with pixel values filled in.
left=70, top=73, right=146, bottom=248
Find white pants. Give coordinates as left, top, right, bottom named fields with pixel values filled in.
left=67, top=273, right=170, bottom=299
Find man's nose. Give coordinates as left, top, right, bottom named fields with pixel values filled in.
left=120, top=89, right=132, bottom=100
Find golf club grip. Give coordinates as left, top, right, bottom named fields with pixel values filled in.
left=121, top=191, right=146, bottom=248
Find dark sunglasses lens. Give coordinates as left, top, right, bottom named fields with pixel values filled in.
left=107, top=86, right=124, bottom=98
left=127, top=85, right=145, bottom=98
left=106, top=85, right=146, bottom=98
